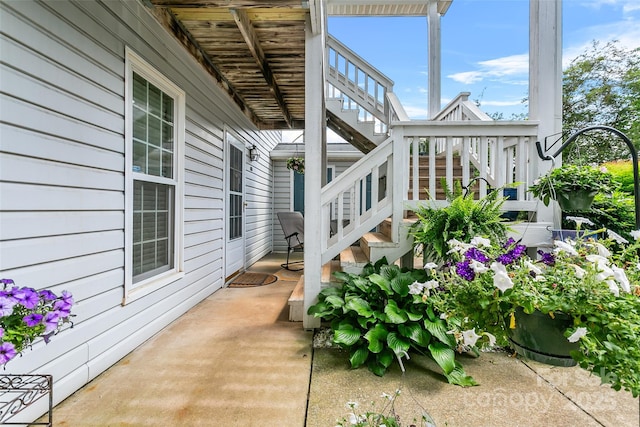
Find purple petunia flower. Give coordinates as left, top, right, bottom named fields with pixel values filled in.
left=537, top=250, right=555, bottom=266
left=18, top=288, right=39, bottom=309
left=0, top=297, right=16, bottom=317
left=61, top=291, right=74, bottom=305
left=0, top=279, right=15, bottom=286
left=53, top=300, right=72, bottom=317
left=39, top=290, right=57, bottom=301
left=0, top=342, right=17, bottom=364
left=465, top=247, right=490, bottom=263
left=23, top=313, right=44, bottom=327
left=44, top=312, right=60, bottom=333
left=456, top=260, right=476, bottom=281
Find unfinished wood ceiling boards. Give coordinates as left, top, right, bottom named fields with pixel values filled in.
left=148, top=1, right=308, bottom=130
left=147, top=1, right=451, bottom=130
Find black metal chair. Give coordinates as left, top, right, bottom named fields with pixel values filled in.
left=277, top=211, right=304, bottom=271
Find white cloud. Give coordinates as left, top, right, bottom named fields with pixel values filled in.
left=480, top=100, right=525, bottom=107
left=401, top=104, right=429, bottom=120
left=448, top=53, right=529, bottom=85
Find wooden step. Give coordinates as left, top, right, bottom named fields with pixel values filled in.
left=339, top=245, right=369, bottom=275
left=322, top=260, right=343, bottom=287
left=288, top=275, right=304, bottom=322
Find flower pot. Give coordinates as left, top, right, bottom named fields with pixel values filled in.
left=507, top=308, right=579, bottom=367
left=556, top=189, right=596, bottom=211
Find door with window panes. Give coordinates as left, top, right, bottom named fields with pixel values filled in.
left=225, top=134, right=246, bottom=277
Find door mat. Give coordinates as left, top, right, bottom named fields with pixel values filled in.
left=228, top=272, right=278, bottom=288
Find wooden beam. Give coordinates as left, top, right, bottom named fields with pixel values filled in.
left=149, top=6, right=262, bottom=127
left=151, top=1, right=305, bottom=8
left=229, top=8, right=294, bottom=128
left=171, top=8, right=307, bottom=21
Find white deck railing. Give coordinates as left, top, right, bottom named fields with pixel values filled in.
left=326, top=35, right=397, bottom=135
left=320, top=121, right=540, bottom=264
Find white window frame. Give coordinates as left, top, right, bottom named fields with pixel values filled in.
left=124, top=48, right=185, bottom=303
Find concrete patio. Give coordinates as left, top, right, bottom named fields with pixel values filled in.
left=45, top=253, right=639, bottom=426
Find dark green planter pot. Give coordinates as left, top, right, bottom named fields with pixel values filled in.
left=507, top=308, right=579, bottom=367
left=556, top=189, right=596, bottom=212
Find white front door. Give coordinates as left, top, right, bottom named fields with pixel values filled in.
left=225, top=134, right=245, bottom=278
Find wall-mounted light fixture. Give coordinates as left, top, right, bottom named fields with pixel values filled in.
left=249, top=145, right=260, bottom=161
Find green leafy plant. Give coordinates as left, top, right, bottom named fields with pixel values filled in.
left=528, top=163, right=614, bottom=206
left=430, top=226, right=640, bottom=397
left=602, top=159, right=637, bottom=195
left=409, top=181, right=510, bottom=263
left=286, top=157, right=304, bottom=174
left=562, top=191, right=636, bottom=241
left=335, top=390, right=436, bottom=427
left=307, top=258, right=476, bottom=387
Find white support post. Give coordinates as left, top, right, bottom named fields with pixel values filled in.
left=529, top=0, right=563, bottom=226
left=303, top=6, right=326, bottom=329
left=427, top=0, right=442, bottom=119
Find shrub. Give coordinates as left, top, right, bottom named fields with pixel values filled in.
left=307, top=258, right=476, bottom=386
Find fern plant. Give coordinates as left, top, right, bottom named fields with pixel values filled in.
left=307, top=258, right=477, bottom=387
left=409, top=181, right=511, bottom=263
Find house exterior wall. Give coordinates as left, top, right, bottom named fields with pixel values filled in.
left=0, top=0, right=278, bottom=416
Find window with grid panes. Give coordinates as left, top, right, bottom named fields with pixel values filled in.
left=131, top=71, right=176, bottom=282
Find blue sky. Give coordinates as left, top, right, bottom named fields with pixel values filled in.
left=327, top=0, right=640, bottom=120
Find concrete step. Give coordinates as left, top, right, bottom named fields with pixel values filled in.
left=288, top=275, right=305, bottom=322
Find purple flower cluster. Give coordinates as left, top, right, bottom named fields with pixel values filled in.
left=497, top=240, right=527, bottom=265
left=456, top=261, right=476, bottom=281
left=0, top=279, right=74, bottom=364
left=537, top=250, right=555, bottom=266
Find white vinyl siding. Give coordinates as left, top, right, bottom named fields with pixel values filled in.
left=0, top=0, right=279, bottom=419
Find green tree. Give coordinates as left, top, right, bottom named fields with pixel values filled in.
left=562, top=40, right=640, bottom=163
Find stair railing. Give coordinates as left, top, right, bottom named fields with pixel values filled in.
left=326, top=35, right=397, bottom=135
left=320, top=136, right=394, bottom=264
left=431, top=92, right=498, bottom=185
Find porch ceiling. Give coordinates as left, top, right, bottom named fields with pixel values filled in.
left=145, top=1, right=452, bottom=131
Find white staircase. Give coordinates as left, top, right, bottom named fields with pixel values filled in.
left=288, top=35, right=546, bottom=322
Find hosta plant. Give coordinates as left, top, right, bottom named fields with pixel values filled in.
left=307, top=258, right=476, bottom=387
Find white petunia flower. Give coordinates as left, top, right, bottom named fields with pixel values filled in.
left=462, top=329, right=482, bottom=347
left=607, top=230, right=628, bottom=244
left=423, top=262, right=438, bottom=270
left=571, top=264, right=586, bottom=279
left=631, top=229, right=640, bottom=241
left=483, top=332, right=497, bottom=347
left=586, top=254, right=610, bottom=269
left=491, top=263, right=514, bottom=292
left=408, top=281, right=425, bottom=295
left=554, top=240, right=579, bottom=256
left=447, top=239, right=472, bottom=254
left=566, top=216, right=594, bottom=227
left=605, top=280, right=620, bottom=297
left=524, top=260, right=542, bottom=275
left=568, top=327, right=588, bottom=343
left=611, top=265, right=631, bottom=293
left=469, top=259, right=489, bottom=274
left=593, top=242, right=611, bottom=258
left=470, top=236, right=492, bottom=248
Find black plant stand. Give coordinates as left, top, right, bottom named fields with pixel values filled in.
left=0, top=374, right=52, bottom=426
